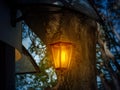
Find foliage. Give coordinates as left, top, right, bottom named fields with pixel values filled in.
left=93, top=0, right=120, bottom=89
left=16, top=22, right=57, bottom=90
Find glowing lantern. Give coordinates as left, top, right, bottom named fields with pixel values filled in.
left=50, top=42, right=73, bottom=70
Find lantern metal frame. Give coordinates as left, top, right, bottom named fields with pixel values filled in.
left=50, top=41, right=73, bottom=71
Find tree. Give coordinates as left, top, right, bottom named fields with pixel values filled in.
left=25, top=10, right=97, bottom=90
left=91, top=0, right=120, bottom=89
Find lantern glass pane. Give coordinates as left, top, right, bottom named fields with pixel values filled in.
left=61, top=46, right=66, bottom=68
left=62, top=44, right=72, bottom=69
left=51, top=44, right=60, bottom=69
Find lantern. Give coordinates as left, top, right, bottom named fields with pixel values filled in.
left=50, top=42, right=73, bottom=70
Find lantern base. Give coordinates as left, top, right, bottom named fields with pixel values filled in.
left=56, top=68, right=67, bottom=71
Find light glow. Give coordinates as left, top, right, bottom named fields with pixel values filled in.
left=50, top=42, right=73, bottom=70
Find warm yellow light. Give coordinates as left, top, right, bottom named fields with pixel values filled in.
left=61, top=48, right=66, bottom=64
left=15, top=49, right=22, bottom=61
left=50, top=42, right=72, bottom=70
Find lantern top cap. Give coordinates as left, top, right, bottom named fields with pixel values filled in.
left=50, top=41, right=73, bottom=46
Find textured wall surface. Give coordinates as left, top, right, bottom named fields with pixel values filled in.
left=26, top=10, right=97, bottom=90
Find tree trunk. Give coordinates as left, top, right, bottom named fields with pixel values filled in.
left=26, top=10, right=97, bottom=90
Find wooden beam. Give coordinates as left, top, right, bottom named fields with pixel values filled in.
left=0, top=41, right=15, bottom=90
left=22, top=46, right=41, bottom=73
